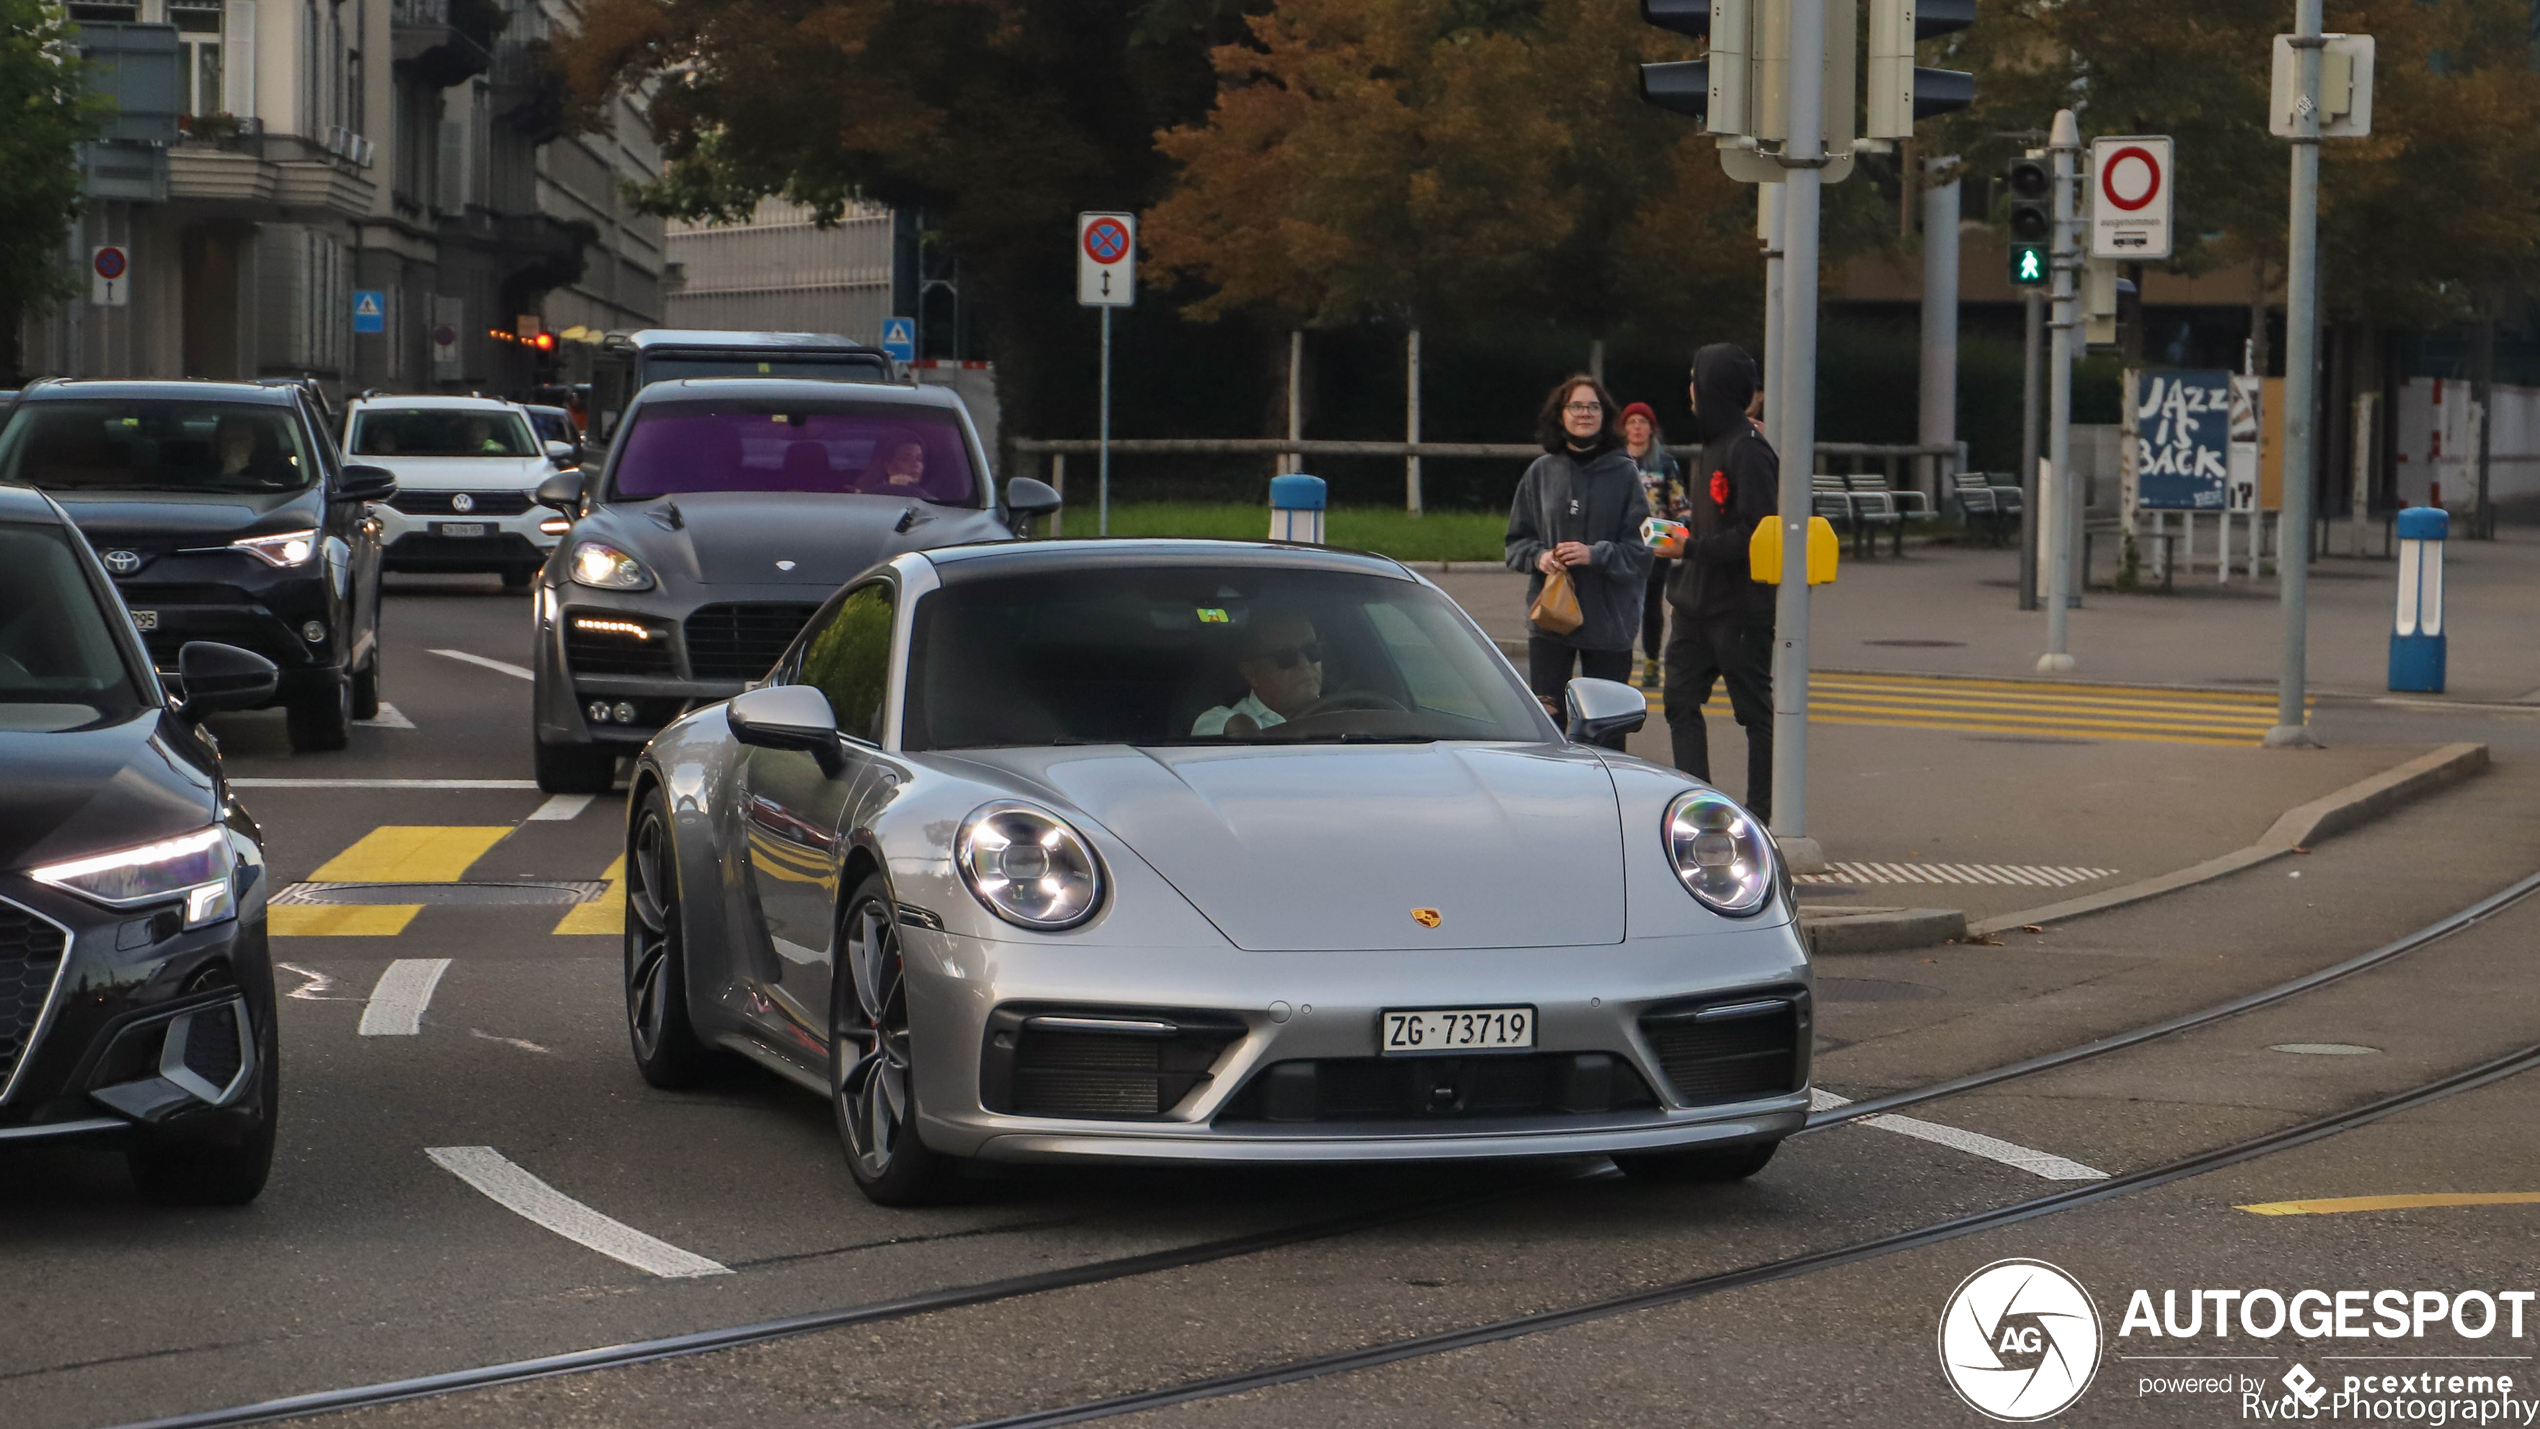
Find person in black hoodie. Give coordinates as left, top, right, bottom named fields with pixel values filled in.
left=1663, top=344, right=1779, bottom=819
left=1504, top=373, right=1651, bottom=740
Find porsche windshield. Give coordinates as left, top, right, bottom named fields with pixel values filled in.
left=611, top=403, right=977, bottom=505
left=904, top=567, right=1552, bottom=750
left=0, top=400, right=315, bottom=494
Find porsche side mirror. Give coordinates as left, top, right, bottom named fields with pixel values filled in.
left=535, top=469, right=588, bottom=513
left=544, top=440, right=578, bottom=465
left=175, top=641, right=279, bottom=719
left=336, top=464, right=398, bottom=502
left=1565, top=677, right=1647, bottom=744
left=1005, top=476, right=1063, bottom=519
left=727, top=684, right=845, bottom=776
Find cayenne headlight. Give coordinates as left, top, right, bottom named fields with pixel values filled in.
left=232, top=528, right=317, bottom=568
left=956, top=802, right=1103, bottom=930
left=1663, top=790, right=1775, bottom=916
left=30, top=826, right=236, bottom=928
left=569, top=541, right=654, bottom=591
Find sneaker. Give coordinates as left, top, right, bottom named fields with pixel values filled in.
left=1641, top=658, right=1662, bottom=688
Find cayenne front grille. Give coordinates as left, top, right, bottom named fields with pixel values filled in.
left=565, top=616, right=676, bottom=677
left=981, top=1008, right=1244, bottom=1121
left=387, top=491, right=534, bottom=516
left=0, top=898, right=71, bottom=1099
left=1218, top=1052, right=1658, bottom=1124
left=1638, top=993, right=1808, bottom=1107
left=684, top=603, right=818, bottom=681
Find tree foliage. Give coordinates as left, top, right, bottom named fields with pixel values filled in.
left=0, top=0, right=98, bottom=380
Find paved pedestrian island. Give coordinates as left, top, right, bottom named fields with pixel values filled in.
left=1807, top=672, right=2296, bottom=746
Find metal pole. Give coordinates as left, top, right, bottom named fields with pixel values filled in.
left=2018, top=289, right=2042, bottom=610
left=2038, top=108, right=2080, bottom=671
left=2267, top=0, right=2325, bottom=746
left=1406, top=327, right=1423, bottom=514
left=1762, top=186, right=1787, bottom=462
left=1770, top=0, right=1826, bottom=855
left=1098, top=304, right=1112, bottom=537
left=1919, top=163, right=1960, bottom=510
left=1287, top=328, right=1303, bottom=476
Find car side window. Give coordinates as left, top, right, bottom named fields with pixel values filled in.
left=798, top=582, right=895, bottom=744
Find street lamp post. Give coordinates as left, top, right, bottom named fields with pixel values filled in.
left=2266, top=0, right=2327, bottom=747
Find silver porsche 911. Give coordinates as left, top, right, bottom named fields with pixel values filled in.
left=625, top=539, right=1810, bottom=1205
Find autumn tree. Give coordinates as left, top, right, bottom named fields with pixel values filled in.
left=0, top=0, right=99, bottom=383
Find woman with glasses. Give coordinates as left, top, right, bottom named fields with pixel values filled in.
left=1503, top=374, right=1652, bottom=745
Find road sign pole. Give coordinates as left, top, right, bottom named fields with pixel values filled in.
left=2039, top=108, right=2081, bottom=672
left=1769, top=0, right=1826, bottom=857
left=2268, top=0, right=2327, bottom=747
left=1762, top=186, right=1787, bottom=466
left=2018, top=289, right=2043, bottom=611
left=1099, top=304, right=1112, bottom=538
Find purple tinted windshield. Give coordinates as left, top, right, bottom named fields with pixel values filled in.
left=610, top=404, right=977, bottom=504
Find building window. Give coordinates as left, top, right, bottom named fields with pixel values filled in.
left=66, top=3, right=139, bottom=19
left=172, top=2, right=223, bottom=117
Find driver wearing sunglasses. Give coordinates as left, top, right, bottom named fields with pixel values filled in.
left=1192, top=612, right=1324, bottom=737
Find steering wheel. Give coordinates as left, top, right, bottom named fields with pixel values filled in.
left=1285, top=691, right=1407, bottom=720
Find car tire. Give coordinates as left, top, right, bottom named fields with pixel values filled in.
left=285, top=675, right=353, bottom=753
left=350, top=651, right=381, bottom=721
left=624, top=788, right=710, bottom=1089
left=832, top=872, right=955, bottom=1207
left=500, top=564, right=536, bottom=593
left=128, top=1008, right=279, bottom=1207
left=534, top=739, right=616, bottom=794
left=1613, top=1139, right=1779, bottom=1184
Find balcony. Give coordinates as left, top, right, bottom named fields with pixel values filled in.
left=393, top=0, right=495, bottom=87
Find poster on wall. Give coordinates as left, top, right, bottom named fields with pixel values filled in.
left=2133, top=368, right=2232, bottom=510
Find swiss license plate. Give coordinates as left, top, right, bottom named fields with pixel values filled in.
left=129, top=610, right=158, bottom=630
left=434, top=522, right=490, bottom=538
left=1380, top=1006, right=1535, bottom=1056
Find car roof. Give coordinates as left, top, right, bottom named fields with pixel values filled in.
left=346, top=394, right=526, bottom=412
left=921, top=539, right=1416, bottom=583
left=605, top=328, right=877, bottom=354
left=632, top=378, right=966, bottom=411
left=0, top=482, right=66, bottom=524
left=11, top=378, right=299, bottom=407
left=524, top=404, right=569, bottom=416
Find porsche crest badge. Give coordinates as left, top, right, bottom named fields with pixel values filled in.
left=1411, top=908, right=1442, bottom=928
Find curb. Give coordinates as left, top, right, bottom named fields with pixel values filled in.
left=1800, top=906, right=1967, bottom=957
left=1965, top=741, right=2492, bottom=937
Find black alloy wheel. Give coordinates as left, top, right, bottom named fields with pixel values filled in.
left=624, top=789, right=708, bottom=1087
left=350, top=649, right=381, bottom=721
left=1612, top=1139, right=1779, bottom=1184
left=128, top=1001, right=280, bottom=1206
left=286, top=674, right=353, bottom=753
left=831, top=872, right=952, bottom=1206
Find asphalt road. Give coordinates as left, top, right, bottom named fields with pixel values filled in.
left=4, top=572, right=2538, bottom=1429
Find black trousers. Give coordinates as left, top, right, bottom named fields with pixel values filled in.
left=1641, top=558, right=1673, bottom=662
left=1527, top=637, right=1635, bottom=747
left=1662, top=612, right=1775, bottom=821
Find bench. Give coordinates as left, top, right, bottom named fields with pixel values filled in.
left=1812, top=473, right=1904, bottom=557
left=1950, top=472, right=2026, bottom=546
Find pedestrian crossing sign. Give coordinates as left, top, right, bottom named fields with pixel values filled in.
left=2010, top=243, right=2048, bottom=287
left=353, top=290, right=386, bottom=334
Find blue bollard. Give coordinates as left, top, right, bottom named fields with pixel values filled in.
left=1268, top=473, right=1326, bottom=545
left=2387, top=506, right=2447, bottom=693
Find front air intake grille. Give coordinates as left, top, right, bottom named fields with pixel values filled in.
left=1638, top=992, right=1808, bottom=1107
left=181, top=1002, right=244, bottom=1090
left=982, top=1008, right=1245, bottom=1121
left=388, top=491, right=534, bottom=516
left=0, top=899, right=71, bottom=1098
left=565, top=616, right=675, bottom=676
left=683, top=603, right=818, bottom=681
left=1217, top=1052, right=1659, bottom=1124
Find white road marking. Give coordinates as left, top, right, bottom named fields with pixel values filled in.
left=1811, top=1087, right=2108, bottom=1181
left=231, top=778, right=541, bottom=789
left=470, top=1028, right=553, bottom=1054
left=526, top=793, right=593, bottom=822
left=276, top=962, right=341, bottom=1000
left=425, top=1146, right=730, bottom=1278
left=354, top=703, right=415, bottom=729
left=358, top=958, right=452, bottom=1036
left=430, top=648, right=535, bottom=682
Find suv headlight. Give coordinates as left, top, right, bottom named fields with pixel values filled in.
left=232, top=528, right=318, bottom=568
left=1663, top=790, right=1775, bottom=916
left=30, top=826, right=236, bottom=927
left=569, top=541, right=654, bottom=591
left=956, top=802, right=1103, bottom=930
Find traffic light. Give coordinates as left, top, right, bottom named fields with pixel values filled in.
left=2007, top=156, right=2050, bottom=286
left=1637, top=0, right=1721, bottom=131
left=532, top=330, right=557, bottom=354
left=1866, top=0, right=1978, bottom=139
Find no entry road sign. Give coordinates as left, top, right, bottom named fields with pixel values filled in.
left=91, top=245, right=129, bottom=306
left=1077, top=212, right=1136, bottom=307
left=2091, top=136, right=2173, bottom=261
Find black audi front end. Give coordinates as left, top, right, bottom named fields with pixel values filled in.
left=0, top=485, right=282, bottom=1203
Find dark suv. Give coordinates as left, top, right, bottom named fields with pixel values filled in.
left=0, top=380, right=394, bottom=752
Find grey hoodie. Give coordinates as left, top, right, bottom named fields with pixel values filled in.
left=1504, top=445, right=1653, bottom=652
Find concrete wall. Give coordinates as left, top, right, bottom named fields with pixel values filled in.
left=664, top=198, right=894, bottom=346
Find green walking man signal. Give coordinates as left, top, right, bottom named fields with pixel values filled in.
left=2010, top=243, right=2048, bottom=286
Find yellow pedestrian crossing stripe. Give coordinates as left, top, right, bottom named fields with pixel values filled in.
left=553, top=855, right=624, bottom=936
left=271, top=826, right=513, bottom=937
left=1653, top=673, right=2305, bottom=746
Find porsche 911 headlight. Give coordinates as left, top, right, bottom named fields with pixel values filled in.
left=569, top=541, right=654, bottom=591
left=956, top=802, right=1102, bottom=930
left=1663, top=790, right=1775, bottom=916
left=30, top=826, right=236, bottom=927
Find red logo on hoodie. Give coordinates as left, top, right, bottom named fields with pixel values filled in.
left=1709, top=470, right=1730, bottom=506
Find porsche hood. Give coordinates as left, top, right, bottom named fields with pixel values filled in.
left=951, top=743, right=1627, bottom=951
left=581, top=492, right=1005, bottom=588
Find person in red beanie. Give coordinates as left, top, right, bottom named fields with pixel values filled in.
left=1621, top=400, right=1686, bottom=688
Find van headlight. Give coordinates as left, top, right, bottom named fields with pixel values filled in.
left=1663, top=790, right=1775, bottom=916
left=30, top=826, right=236, bottom=927
left=956, top=802, right=1102, bottom=929
left=569, top=541, right=653, bottom=591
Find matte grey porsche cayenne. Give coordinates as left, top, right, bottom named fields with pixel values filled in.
left=624, top=540, right=1811, bottom=1206
left=528, top=378, right=1057, bottom=792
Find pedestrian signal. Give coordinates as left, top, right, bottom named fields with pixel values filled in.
left=2010, top=243, right=2048, bottom=286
